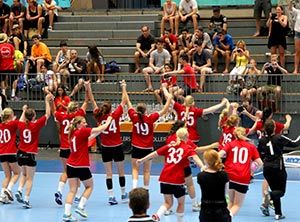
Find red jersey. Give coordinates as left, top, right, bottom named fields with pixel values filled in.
left=219, top=126, right=236, bottom=150
left=54, top=95, right=71, bottom=113
left=182, top=64, right=198, bottom=89
left=161, top=75, right=177, bottom=87
left=55, top=108, right=86, bottom=149
left=166, top=133, right=197, bottom=150
left=0, top=43, right=15, bottom=71
left=0, top=120, right=19, bottom=155
left=67, top=127, right=92, bottom=168
left=162, top=34, right=178, bottom=51
left=255, top=120, right=284, bottom=139
left=223, top=140, right=260, bottom=185
left=128, top=108, right=159, bottom=149
left=157, top=141, right=196, bottom=185
left=94, top=105, right=123, bottom=147
left=173, top=102, right=203, bottom=142
left=18, top=116, right=47, bottom=154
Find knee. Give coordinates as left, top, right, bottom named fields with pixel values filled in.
left=134, top=51, right=140, bottom=58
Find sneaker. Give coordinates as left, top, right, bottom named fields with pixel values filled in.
left=15, top=191, right=24, bottom=203
left=74, top=196, right=80, bottom=204
left=269, top=200, right=275, bottom=210
left=108, top=196, right=118, bottom=205
left=121, top=192, right=128, bottom=203
left=55, top=191, right=63, bottom=205
left=192, top=202, right=201, bottom=212
left=164, top=209, right=174, bottom=216
left=11, top=96, right=21, bottom=101
left=48, top=26, right=53, bottom=31
left=75, top=207, right=88, bottom=218
left=4, top=189, right=14, bottom=201
left=152, top=214, right=160, bottom=222
left=275, top=215, right=285, bottom=220
left=62, top=214, right=78, bottom=222
left=23, top=200, right=32, bottom=209
left=0, top=195, right=9, bottom=204
left=260, top=204, right=270, bottom=216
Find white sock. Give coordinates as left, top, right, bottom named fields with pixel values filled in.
left=156, top=205, right=167, bottom=218
left=143, top=185, right=149, bottom=190
left=18, top=186, right=23, bottom=192
left=2, top=89, right=5, bottom=95
left=65, top=203, right=72, bottom=215
left=1, top=188, right=5, bottom=195
left=75, top=188, right=81, bottom=199
left=121, top=186, right=126, bottom=195
left=78, top=196, right=87, bottom=209
left=24, top=195, right=29, bottom=202
left=176, top=213, right=184, bottom=222
left=108, top=189, right=114, bottom=198
left=7, top=182, right=14, bottom=191
left=11, top=89, right=15, bottom=97
left=57, top=181, right=65, bottom=193
left=132, top=179, right=138, bottom=189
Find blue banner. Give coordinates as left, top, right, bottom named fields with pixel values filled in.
left=3, top=0, right=70, bottom=8
left=160, top=0, right=278, bottom=6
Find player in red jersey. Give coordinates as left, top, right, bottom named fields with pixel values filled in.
left=219, top=127, right=263, bottom=217
left=137, top=128, right=204, bottom=222
left=63, top=115, right=112, bottom=222
left=15, top=94, right=52, bottom=209
left=0, top=108, right=20, bottom=203
left=53, top=83, right=89, bottom=205
left=124, top=81, right=172, bottom=190
left=88, top=80, right=128, bottom=205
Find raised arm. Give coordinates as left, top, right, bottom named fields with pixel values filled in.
left=19, top=104, right=28, bottom=122
left=45, top=94, right=53, bottom=119
left=158, top=86, right=173, bottom=116
left=203, top=98, right=228, bottom=115
left=80, top=81, right=91, bottom=111
left=121, top=80, right=133, bottom=109
left=283, top=114, right=292, bottom=131
left=85, top=81, right=97, bottom=110
left=89, top=116, right=113, bottom=140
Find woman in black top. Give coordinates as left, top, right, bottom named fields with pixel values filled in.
left=197, top=149, right=231, bottom=222
left=258, top=119, right=300, bottom=220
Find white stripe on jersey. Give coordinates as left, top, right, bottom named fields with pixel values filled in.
left=281, top=135, right=300, bottom=143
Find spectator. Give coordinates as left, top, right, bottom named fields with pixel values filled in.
left=0, top=0, right=10, bottom=34
left=0, top=33, right=16, bottom=99
left=178, top=28, right=193, bottom=56
left=267, top=6, right=288, bottom=67
left=257, top=54, right=288, bottom=112
left=240, top=58, right=261, bottom=101
left=288, top=0, right=300, bottom=73
left=142, top=38, right=171, bottom=92
left=41, top=64, right=57, bottom=94
left=10, top=23, right=28, bottom=57
left=189, top=27, right=213, bottom=58
left=43, top=0, right=60, bottom=31
left=53, top=40, right=70, bottom=81
left=160, top=0, right=177, bottom=36
left=208, top=6, right=228, bottom=38
left=176, top=0, right=200, bottom=35
left=192, top=41, right=212, bottom=92
left=24, top=34, right=52, bottom=79
left=212, top=29, right=234, bottom=74
left=162, top=28, right=178, bottom=70
left=86, top=45, right=105, bottom=83
left=24, top=0, right=45, bottom=38
left=54, top=84, right=71, bottom=112
left=128, top=188, right=154, bottom=222
left=134, top=25, right=156, bottom=74
left=229, top=40, right=250, bottom=84
left=9, top=0, right=26, bottom=34
left=253, top=0, right=272, bottom=36
left=13, top=48, right=24, bottom=74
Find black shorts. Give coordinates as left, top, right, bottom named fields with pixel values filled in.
left=101, top=145, right=125, bottom=163
left=200, top=207, right=231, bottom=222
left=0, top=70, right=16, bottom=83
left=28, top=58, right=52, bottom=70
left=59, top=149, right=71, bottom=159
left=131, top=146, right=153, bottom=159
left=66, top=165, right=92, bottom=181
left=17, top=150, right=37, bottom=167
left=184, top=166, right=192, bottom=177
left=160, top=183, right=186, bottom=198
left=0, top=154, right=17, bottom=163
left=229, top=181, right=248, bottom=194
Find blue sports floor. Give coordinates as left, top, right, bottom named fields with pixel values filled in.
left=0, top=160, right=300, bottom=222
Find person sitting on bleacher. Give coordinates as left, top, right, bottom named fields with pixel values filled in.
left=178, top=28, right=193, bottom=57
left=10, top=24, right=28, bottom=57
left=162, top=28, right=179, bottom=70
left=24, top=0, right=45, bottom=38
left=86, top=45, right=105, bottom=83
left=212, top=29, right=234, bottom=74
left=43, top=0, right=60, bottom=31
left=192, top=41, right=213, bottom=93
left=142, top=38, right=171, bottom=92
left=0, top=0, right=10, bottom=34
left=24, top=34, right=52, bottom=81
left=208, top=6, right=228, bottom=39
left=160, top=0, right=177, bottom=36
left=52, top=40, right=70, bottom=83
left=188, top=27, right=213, bottom=60
left=175, top=0, right=200, bottom=35
left=134, top=25, right=156, bottom=74
left=9, top=0, right=26, bottom=34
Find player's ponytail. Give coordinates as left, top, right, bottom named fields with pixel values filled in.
left=174, top=127, right=188, bottom=146
left=203, top=149, right=223, bottom=171
left=67, top=101, right=79, bottom=114
left=168, top=120, right=185, bottom=136
left=262, top=107, right=273, bottom=123
left=233, top=127, right=249, bottom=141
left=263, top=119, right=275, bottom=137
left=1, top=108, right=13, bottom=123
left=68, top=116, right=85, bottom=140
left=225, top=114, right=240, bottom=127
left=94, top=101, right=112, bottom=119
left=25, top=108, right=36, bottom=126
left=218, top=107, right=229, bottom=129
left=136, top=103, right=146, bottom=123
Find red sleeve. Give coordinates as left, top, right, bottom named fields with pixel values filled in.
left=187, top=140, right=197, bottom=149
left=255, top=121, right=263, bottom=131
left=10, top=120, right=19, bottom=131
left=128, top=108, right=137, bottom=122
left=194, top=107, right=203, bottom=118
left=75, top=108, right=86, bottom=117
left=156, top=144, right=170, bottom=156
left=173, top=102, right=183, bottom=114
left=150, top=112, right=159, bottom=123
left=36, top=115, right=47, bottom=128
left=112, top=105, right=123, bottom=119
left=222, top=141, right=231, bottom=152
left=245, top=128, right=250, bottom=135
left=251, top=145, right=260, bottom=160
left=81, top=127, right=92, bottom=138
left=275, top=122, right=284, bottom=134
left=64, top=96, right=71, bottom=104
left=187, top=149, right=197, bottom=158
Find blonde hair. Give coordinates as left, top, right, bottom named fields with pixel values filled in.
left=203, top=149, right=223, bottom=171
left=233, top=127, right=249, bottom=141
left=225, top=114, right=240, bottom=127
left=68, top=116, right=85, bottom=140
left=236, top=40, right=246, bottom=50
left=174, top=127, right=188, bottom=146
left=184, top=95, right=194, bottom=107
left=1, top=108, right=13, bottom=122
left=218, top=107, right=229, bottom=128
left=67, top=101, right=79, bottom=113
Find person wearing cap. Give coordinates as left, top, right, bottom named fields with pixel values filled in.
left=208, top=6, right=228, bottom=38
left=9, top=0, right=26, bottom=34
left=10, top=23, right=28, bottom=57
left=53, top=40, right=70, bottom=81
left=0, top=0, right=10, bottom=34
left=24, top=34, right=52, bottom=78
